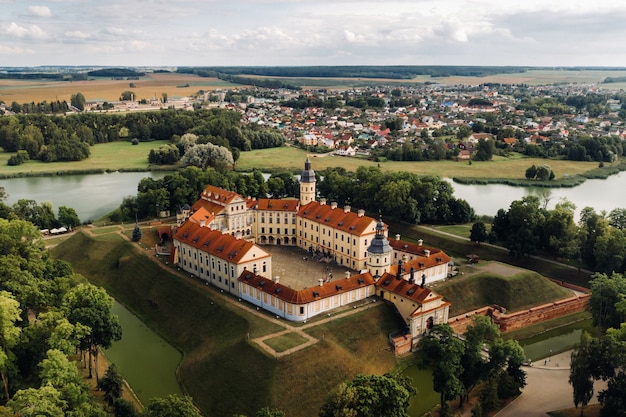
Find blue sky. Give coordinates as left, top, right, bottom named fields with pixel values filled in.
left=1, top=0, right=626, bottom=67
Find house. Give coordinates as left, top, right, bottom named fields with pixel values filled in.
left=467, top=133, right=494, bottom=144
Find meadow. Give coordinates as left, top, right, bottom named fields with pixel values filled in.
left=237, top=145, right=599, bottom=180
left=0, top=72, right=237, bottom=104
left=0, top=140, right=174, bottom=177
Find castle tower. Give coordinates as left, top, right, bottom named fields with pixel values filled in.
left=299, top=157, right=316, bottom=206
left=366, top=216, right=392, bottom=279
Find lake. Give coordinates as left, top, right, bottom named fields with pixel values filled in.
left=1, top=171, right=168, bottom=222
left=448, top=171, right=626, bottom=220
left=1, top=169, right=625, bottom=225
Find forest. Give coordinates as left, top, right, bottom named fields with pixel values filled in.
left=0, top=108, right=285, bottom=164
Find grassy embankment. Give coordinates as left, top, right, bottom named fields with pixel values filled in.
left=51, top=230, right=401, bottom=417
left=387, top=221, right=592, bottom=288
left=435, top=270, right=573, bottom=317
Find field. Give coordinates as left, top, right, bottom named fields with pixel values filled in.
left=0, top=140, right=174, bottom=176
left=0, top=72, right=238, bottom=104
left=242, top=68, right=626, bottom=89
left=237, top=146, right=599, bottom=180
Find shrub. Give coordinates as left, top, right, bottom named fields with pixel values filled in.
left=131, top=138, right=139, bottom=145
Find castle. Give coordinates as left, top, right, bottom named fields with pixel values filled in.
left=172, top=158, right=451, bottom=348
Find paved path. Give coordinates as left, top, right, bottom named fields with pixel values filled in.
left=493, top=351, right=605, bottom=417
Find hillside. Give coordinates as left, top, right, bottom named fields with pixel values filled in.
left=50, top=230, right=402, bottom=416
left=435, top=269, right=574, bottom=316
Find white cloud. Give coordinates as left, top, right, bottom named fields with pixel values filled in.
left=0, top=22, right=46, bottom=39
left=28, top=5, right=52, bottom=17
left=0, top=44, right=33, bottom=54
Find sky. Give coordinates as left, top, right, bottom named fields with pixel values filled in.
left=1, top=0, right=626, bottom=67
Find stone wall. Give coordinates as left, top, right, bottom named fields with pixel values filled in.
left=448, top=294, right=590, bottom=334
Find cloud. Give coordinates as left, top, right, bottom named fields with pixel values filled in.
left=28, top=6, right=53, bottom=17
left=0, top=22, right=46, bottom=40
left=0, top=44, right=33, bottom=55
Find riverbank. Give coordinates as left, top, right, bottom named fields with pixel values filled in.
left=453, top=160, right=626, bottom=188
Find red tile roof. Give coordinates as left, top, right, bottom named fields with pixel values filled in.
left=238, top=271, right=375, bottom=304
left=200, top=185, right=241, bottom=205
left=256, top=198, right=299, bottom=212
left=174, top=221, right=267, bottom=264
left=375, top=272, right=432, bottom=303
left=389, top=240, right=450, bottom=264
left=298, top=202, right=376, bottom=236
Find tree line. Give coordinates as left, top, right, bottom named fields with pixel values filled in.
left=569, top=272, right=626, bottom=417
left=0, top=108, right=285, bottom=165
left=473, top=195, right=626, bottom=275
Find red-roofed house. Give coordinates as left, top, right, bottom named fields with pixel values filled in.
left=172, top=221, right=272, bottom=295
left=238, top=270, right=376, bottom=321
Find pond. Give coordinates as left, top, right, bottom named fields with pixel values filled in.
left=401, top=366, right=439, bottom=417
left=104, top=302, right=182, bottom=405
left=519, top=318, right=595, bottom=362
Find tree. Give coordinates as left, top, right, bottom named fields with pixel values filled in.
left=0, top=291, right=22, bottom=401
left=62, top=284, right=122, bottom=382
left=57, top=206, right=80, bottom=228
left=98, top=364, right=123, bottom=406
left=132, top=224, right=142, bottom=242
left=525, top=165, right=537, bottom=179
left=143, top=395, right=202, bottom=417
left=70, top=92, right=86, bottom=111
left=420, top=324, right=465, bottom=411
left=319, top=373, right=415, bottom=417
left=588, top=273, right=626, bottom=331
left=470, top=222, right=488, bottom=245
left=569, top=332, right=594, bottom=416
left=180, top=143, right=234, bottom=170
left=6, top=385, right=65, bottom=417
left=474, top=139, right=495, bottom=161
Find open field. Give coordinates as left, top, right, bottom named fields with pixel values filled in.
left=0, top=140, right=175, bottom=176
left=51, top=231, right=403, bottom=417
left=243, top=69, right=626, bottom=89
left=237, top=146, right=599, bottom=179
left=0, top=72, right=238, bottom=104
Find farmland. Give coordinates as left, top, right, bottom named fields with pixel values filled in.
left=0, top=72, right=238, bottom=104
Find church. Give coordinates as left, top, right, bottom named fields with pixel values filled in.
left=172, top=158, right=451, bottom=348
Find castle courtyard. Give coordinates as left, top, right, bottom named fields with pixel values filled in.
left=262, top=245, right=358, bottom=290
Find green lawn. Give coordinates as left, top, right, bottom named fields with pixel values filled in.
left=236, top=146, right=599, bottom=180
left=435, top=269, right=573, bottom=316
left=51, top=231, right=403, bottom=417
left=263, top=332, right=310, bottom=353
left=0, top=140, right=176, bottom=176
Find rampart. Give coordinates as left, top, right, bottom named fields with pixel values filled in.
left=448, top=294, right=590, bottom=334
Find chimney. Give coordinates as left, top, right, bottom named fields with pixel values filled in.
left=331, top=202, right=338, bottom=209
left=199, top=219, right=206, bottom=227
left=357, top=209, right=365, bottom=217
left=345, top=271, right=351, bottom=279
left=344, top=205, right=351, bottom=213
left=395, top=234, right=401, bottom=241
left=418, top=239, right=423, bottom=246
left=396, top=259, right=403, bottom=280
left=319, top=278, right=324, bottom=287
left=320, top=198, right=327, bottom=206
left=424, top=249, right=430, bottom=257
left=273, top=276, right=280, bottom=284
left=409, top=267, right=415, bottom=284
